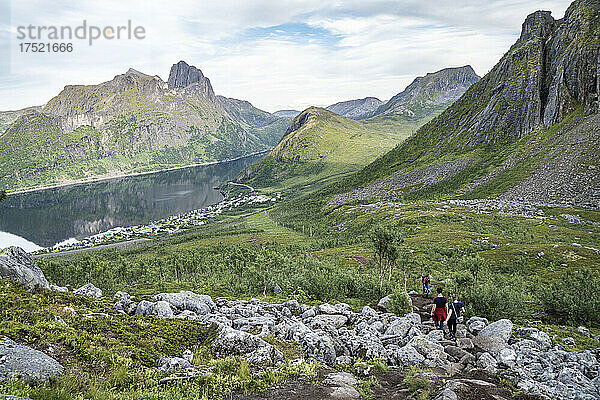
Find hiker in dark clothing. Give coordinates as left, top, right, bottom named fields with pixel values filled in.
left=446, top=294, right=464, bottom=339
left=431, top=287, right=447, bottom=331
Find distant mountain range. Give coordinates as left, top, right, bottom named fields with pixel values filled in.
left=325, top=97, right=383, bottom=120
left=273, top=110, right=300, bottom=118
left=0, top=61, right=291, bottom=192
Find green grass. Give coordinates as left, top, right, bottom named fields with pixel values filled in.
left=0, top=280, right=319, bottom=400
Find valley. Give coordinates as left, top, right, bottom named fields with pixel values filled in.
left=0, top=1, right=599, bottom=399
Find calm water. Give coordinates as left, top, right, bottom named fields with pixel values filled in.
left=0, top=154, right=261, bottom=250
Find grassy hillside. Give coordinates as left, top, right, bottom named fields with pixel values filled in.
left=236, top=105, right=449, bottom=194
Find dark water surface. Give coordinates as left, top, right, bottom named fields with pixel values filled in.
left=0, top=154, right=261, bottom=249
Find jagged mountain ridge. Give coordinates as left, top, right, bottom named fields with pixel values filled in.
left=0, top=61, right=288, bottom=192
left=327, top=0, right=600, bottom=209
left=326, top=97, right=383, bottom=120
left=367, top=66, right=480, bottom=119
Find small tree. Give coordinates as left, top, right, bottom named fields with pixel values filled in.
left=459, top=254, right=487, bottom=286
left=370, top=224, right=402, bottom=294
left=0, top=191, right=5, bottom=202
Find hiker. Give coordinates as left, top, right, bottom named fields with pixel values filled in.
left=430, top=287, right=448, bottom=331
left=421, top=273, right=431, bottom=296
left=446, top=294, right=464, bottom=339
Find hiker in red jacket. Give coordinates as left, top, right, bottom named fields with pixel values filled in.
left=431, top=287, right=448, bottom=331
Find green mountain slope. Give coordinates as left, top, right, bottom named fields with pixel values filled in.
left=238, top=67, right=480, bottom=192
left=235, top=107, right=414, bottom=192
left=322, top=0, right=600, bottom=209
left=0, top=62, right=287, bottom=192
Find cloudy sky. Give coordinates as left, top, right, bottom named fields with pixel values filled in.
left=1, top=0, right=571, bottom=112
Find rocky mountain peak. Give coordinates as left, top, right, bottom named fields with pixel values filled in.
left=372, top=66, right=480, bottom=118
left=167, top=61, right=215, bottom=98
left=517, top=10, right=555, bottom=44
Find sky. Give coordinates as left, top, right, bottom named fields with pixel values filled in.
left=0, top=0, right=572, bottom=113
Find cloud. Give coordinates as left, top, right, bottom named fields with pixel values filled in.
left=0, top=0, right=572, bottom=112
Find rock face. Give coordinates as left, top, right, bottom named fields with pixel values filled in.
left=326, top=97, right=383, bottom=120
left=0, top=337, right=63, bottom=383
left=0, top=247, right=49, bottom=290
left=167, top=60, right=215, bottom=99
left=430, top=2, right=600, bottom=144
left=369, top=66, right=480, bottom=118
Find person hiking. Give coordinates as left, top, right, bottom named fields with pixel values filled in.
left=421, top=273, right=431, bottom=296
left=431, top=287, right=448, bottom=331
left=446, top=294, right=464, bottom=339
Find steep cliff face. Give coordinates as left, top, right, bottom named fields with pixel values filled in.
left=326, top=97, right=383, bottom=120
left=370, top=66, right=480, bottom=118
left=423, top=0, right=599, bottom=145
left=167, top=60, right=215, bottom=100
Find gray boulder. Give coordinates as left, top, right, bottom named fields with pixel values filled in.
left=211, top=327, right=283, bottom=366
left=387, top=344, right=424, bottom=366
left=0, top=337, right=63, bottom=383
left=476, top=352, right=497, bottom=373
left=312, top=314, right=348, bottom=329
left=0, top=396, right=33, bottom=400
left=377, top=296, right=391, bottom=311
left=153, top=291, right=215, bottom=314
left=384, top=318, right=412, bottom=337
left=466, top=316, right=488, bottom=333
left=134, top=300, right=174, bottom=319
left=74, top=283, right=102, bottom=299
left=407, top=336, right=447, bottom=361
left=478, top=319, right=513, bottom=342
left=0, top=247, right=49, bottom=290
left=157, top=356, right=191, bottom=372
left=324, top=372, right=360, bottom=400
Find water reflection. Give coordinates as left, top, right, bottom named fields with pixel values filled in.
left=0, top=155, right=261, bottom=248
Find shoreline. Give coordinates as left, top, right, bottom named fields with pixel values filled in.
left=6, top=150, right=269, bottom=196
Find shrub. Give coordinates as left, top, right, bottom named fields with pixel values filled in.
left=463, top=281, right=530, bottom=321
left=388, top=286, right=412, bottom=316
left=541, top=268, right=600, bottom=327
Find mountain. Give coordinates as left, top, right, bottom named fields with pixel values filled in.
left=326, top=97, right=383, bottom=119
left=367, top=66, right=480, bottom=119
left=326, top=0, right=600, bottom=209
left=273, top=110, right=300, bottom=118
left=0, top=61, right=287, bottom=192
left=216, top=96, right=290, bottom=146
left=0, top=106, right=41, bottom=135
left=238, top=66, right=481, bottom=191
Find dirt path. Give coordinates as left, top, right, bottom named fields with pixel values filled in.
left=33, top=238, right=151, bottom=259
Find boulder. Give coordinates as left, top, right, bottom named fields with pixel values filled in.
left=324, top=372, right=360, bottom=400
left=361, top=306, right=377, bottom=317
left=312, top=314, right=348, bottom=329
left=211, top=327, right=283, bottom=366
left=387, top=344, right=424, bottom=366
left=0, top=337, right=63, bottom=383
left=74, top=283, right=102, bottom=299
left=473, top=335, right=508, bottom=354
left=383, top=318, right=411, bottom=337
left=318, top=303, right=338, bottom=315
left=377, top=296, right=391, bottom=311
left=476, top=352, right=497, bottom=373
left=0, top=396, right=33, bottom=400
left=135, top=300, right=174, bottom=319
left=496, top=347, right=517, bottom=368
left=153, top=291, right=215, bottom=314
left=157, top=356, right=191, bottom=372
left=49, top=284, right=67, bottom=292
left=466, top=316, right=488, bottom=334
left=407, top=336, right=447, bottom=361
left=478, top=319, right=513, bottom=342
left=0, top=247, right=49, bottom=290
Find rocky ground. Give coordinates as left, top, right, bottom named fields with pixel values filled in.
left=1, top=247, right=599, bottom=399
